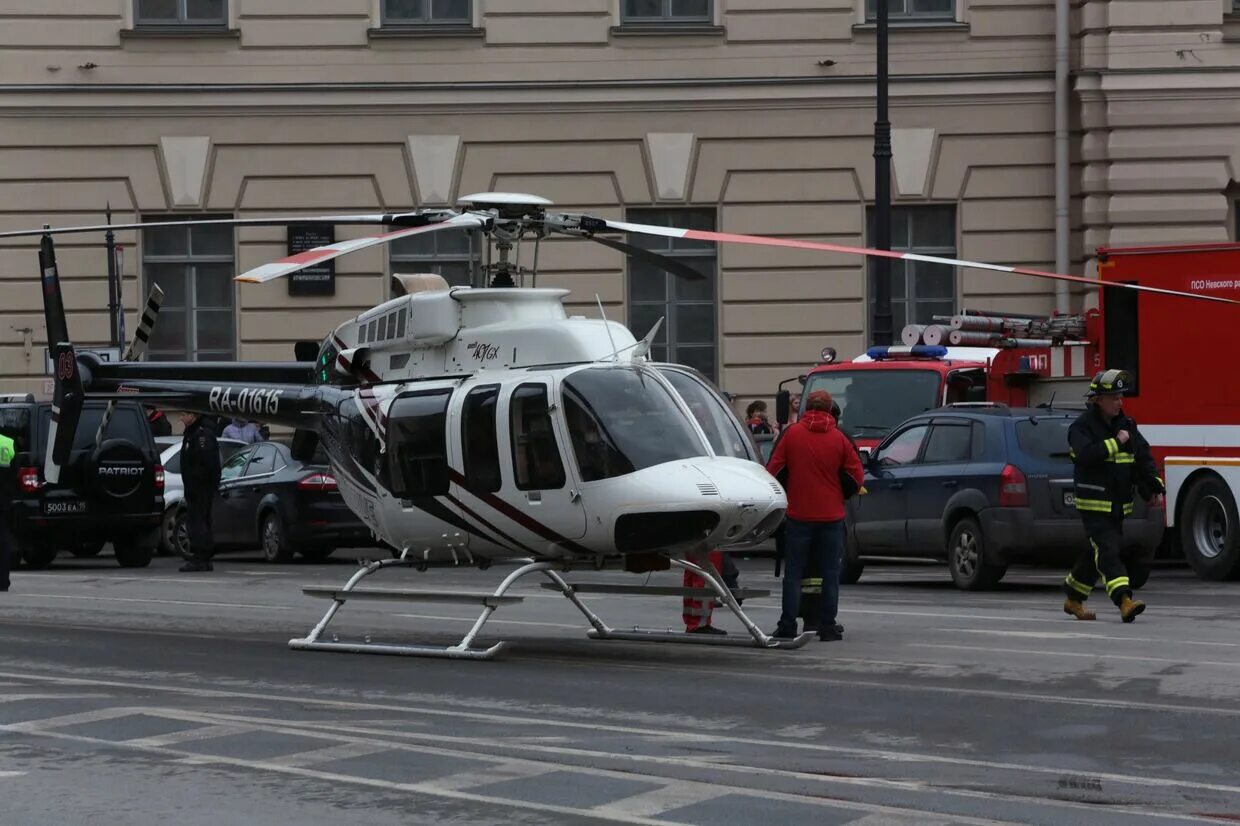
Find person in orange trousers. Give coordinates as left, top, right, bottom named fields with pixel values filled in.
left=683, top=548, right=726, bottom=635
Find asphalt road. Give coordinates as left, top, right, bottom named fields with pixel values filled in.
left=2, top=551, right=1239, bottom=825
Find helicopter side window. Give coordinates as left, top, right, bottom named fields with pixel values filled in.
left=510, top=384, right=566, bottom=491
left=358, top=322, right=369, bottom=345
left=386, top=313, right=397, bottom=340
left=367, top=319, right=378, bottom=342
left=462, top=385, right=502, bottom=493
left=396, top=308, right=407, bottom=339
left=387, top=390, right=451, bottom=498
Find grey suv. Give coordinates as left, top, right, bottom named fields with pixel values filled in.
left=845, top=404, right=1164, bottom=590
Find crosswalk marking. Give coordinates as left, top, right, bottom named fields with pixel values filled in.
left=590, top=781, right=727, bottom=818
left=266, top=742, right=390, bottom=768
left=0, top=771, right=27, bottom=779
left=124, top=725, right=251, bottom=748
left=2, top=707, right=137, bottom=733
left=422, top=761, right=556, bottom=792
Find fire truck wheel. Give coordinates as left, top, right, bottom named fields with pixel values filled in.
left=1181, top=476, right=1240, bottom=581
left=948, top=516, right=1006, bottom=591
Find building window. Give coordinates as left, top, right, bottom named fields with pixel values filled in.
left=865, top=0, right=954, bottom=21
left=382, top=0, right=471, bottom=25
left=143, top=218, right=235, bottom=361
left=135, top=0, right=227, bottom=25
left=390, top=229, right=479, bottom=291
left=625, top=209, right=718, bottom=382
left=621, top=0, right=712, bottom=24
left=866, top=206, right=957, bottom=333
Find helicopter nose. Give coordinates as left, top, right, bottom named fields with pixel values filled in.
left=690, top=458, right=787, bottom=544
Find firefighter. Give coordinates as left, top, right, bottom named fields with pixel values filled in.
left=178, top=411, right=222, bottom=573
left=683, top=548, right=726, bottom=635
left=0, top=429, right=15, bottom=592
left=1062, top=369, right=1165, bottom=623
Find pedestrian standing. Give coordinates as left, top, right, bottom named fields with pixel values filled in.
left=146, top=406, right=172, bottom=437
left=1062, top=369, right=1165, bottom=623
left=222, top=417, right=263, bottom=444
left=0, top=428, right=16, bottom=592
left=766, top=390, right=864, bottom=641
left=745, top=401, right=773, bottom=435
left=178, top=411, right=222, bottom=573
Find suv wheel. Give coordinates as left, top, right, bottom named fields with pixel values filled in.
left=21, top=543, right=58, bottom=570
left=948, top=516, right=1005, bottom=591
left=261, top=513, right=295, bottom=563
left=1181, top=476, right=1240, bottom=581
left=114, top=541, right=154, bottom=569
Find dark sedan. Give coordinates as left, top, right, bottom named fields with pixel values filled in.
left=177, top=441, right=372, bottom=562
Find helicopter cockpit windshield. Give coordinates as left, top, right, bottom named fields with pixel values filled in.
left=562, top=366, right=707, bottom=482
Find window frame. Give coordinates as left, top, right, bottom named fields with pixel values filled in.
left=624, top=208, right=719, bottom=383
left=142, top=215, right=236, bottom=362
left=243, top=443, right=279, bottom=479
left=134, top=0, right=228, bottom=26
left=620, top=0, right=713, bottom=25
left=380, top=0, right=473, bottom=27
left=509, top=383, right=567, bottom=492
left=920, top=420, right=973, bottom=465
left=462, top=384, right=503, bottom=494
left=389, top=229, right=481, bottom=293
left=866, top=205, right=958, bottom=337
left=386, top=389, right=453, bottom=499
left=864, top=0, right=955, bottom=23
left=874, top=423, right=930, bottom=468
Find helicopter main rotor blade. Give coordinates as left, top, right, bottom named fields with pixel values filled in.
left=234, top=213, right=486, bottom=284
left=586, top=235, right=705, bottom=281
left=594, top=218, right=1240, bottom=307
left=0, top=212, right=446, bottom=241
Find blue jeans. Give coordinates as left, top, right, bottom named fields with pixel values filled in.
left=779, top=518, right=844, bottom=634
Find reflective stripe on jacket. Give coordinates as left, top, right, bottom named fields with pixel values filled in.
left=1069, top=406, right=1163, bottom=517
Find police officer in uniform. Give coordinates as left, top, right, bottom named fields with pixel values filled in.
left=0, top=429, right=16, bottom=592
left=1063, top=369, right=1164, bottom=623
left=179, top=411, right=222, bottom=573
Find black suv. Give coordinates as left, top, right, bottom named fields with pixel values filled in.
left=0, top=395, right=164, bottom=569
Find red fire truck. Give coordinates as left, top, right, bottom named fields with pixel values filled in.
left=777, top=242, right=1240, bottom=580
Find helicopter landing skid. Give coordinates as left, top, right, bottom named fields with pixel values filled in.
left=572, top=558, right=814, bottom=651
left=289, top=556, right=812, bottom=660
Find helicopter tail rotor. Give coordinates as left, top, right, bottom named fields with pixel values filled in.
left=39, top=236, right=86, bottom=484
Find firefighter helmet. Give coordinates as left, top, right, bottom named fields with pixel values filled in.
left=1086, top=369, right=1132, bottom=397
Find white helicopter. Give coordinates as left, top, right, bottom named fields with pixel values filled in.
left=6, top=192, right=1233, bottom=660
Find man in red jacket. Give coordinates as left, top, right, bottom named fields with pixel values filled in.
left=766, top=389, right=864, bottom=641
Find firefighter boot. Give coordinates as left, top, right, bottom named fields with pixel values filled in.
left=1119, top=595, right=1146, bottom=623
left=1063, top=598, right=1096, bottom=621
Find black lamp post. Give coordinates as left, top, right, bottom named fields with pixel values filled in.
left=872, top=0, right=894, bottom=346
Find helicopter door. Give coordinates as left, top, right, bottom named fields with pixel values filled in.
left=500, top=381, right=587, bottom=542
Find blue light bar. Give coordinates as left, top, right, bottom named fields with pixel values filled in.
left=866, top=345, right=948, bottom=361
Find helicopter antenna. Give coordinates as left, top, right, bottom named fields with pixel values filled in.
left=596, top=293, right=620, bottom=362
